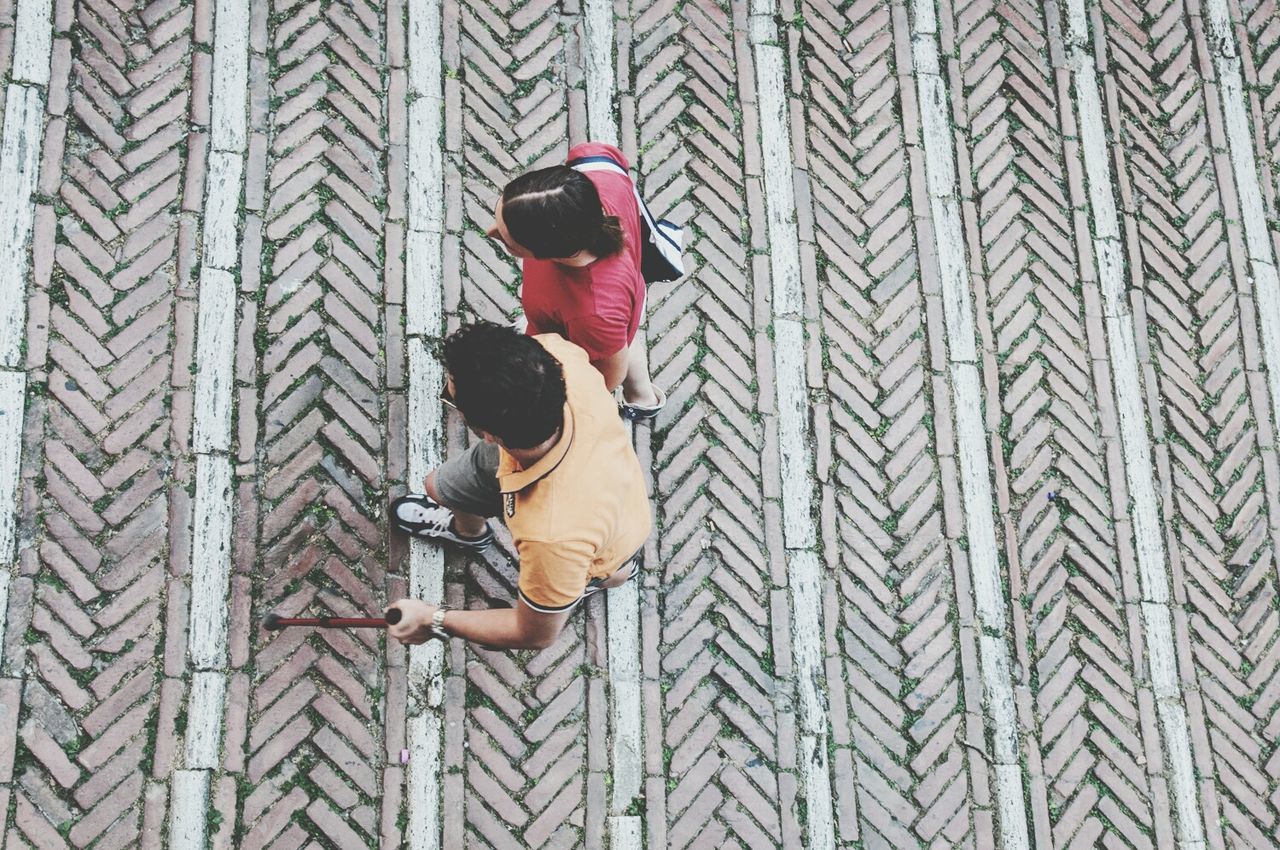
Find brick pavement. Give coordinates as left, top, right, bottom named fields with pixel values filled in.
left=3, top=0, right=1280, bottom=847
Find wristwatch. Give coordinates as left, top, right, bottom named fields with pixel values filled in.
left=429, top=606, right=450, bottom=640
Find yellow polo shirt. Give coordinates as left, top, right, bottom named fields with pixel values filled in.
left=501, top=334, right=652, bottom=613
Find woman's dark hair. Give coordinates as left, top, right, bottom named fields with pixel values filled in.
left=443, top=322, right=566, bottom=449
left=501, top=166, right=625, bottom=260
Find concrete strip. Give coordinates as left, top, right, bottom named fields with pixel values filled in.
left=404, top=0, right=447, bottom=844
left=605, top=580, right=642, bottom=814
left=10, top=0, right=51, bottom=85
left=210, top=0, right=249, bottom=153
left=191, top=267, right=236, bottom=454
left=578, top=0, right=644, bottom=832
left=405, top=339, right=445, bottom=704
left=177, top=0, right=250, bottom=837
left=1060, top=0, right=1206, bottom=845
left=909, top=3, right=1030, bottom=846
left=581, top=0, right=616, bottom=146
left=749, top=5, right=835, bottom=848
left=188, top=454, right=234, bottom=670
left=950, top=365, right=1005, bottom=626
left=405, top=0, right=443, bottom=242
left=404, top=0, right=445, bottom=701
left=608, top=816, right=642, bottom=848
left=0, top=86, right=47, bottom=368
left=406, top=712, right=442, bottom=850
left=404, top=227, right=443, bottom=340
left=168, top=770, right=210, bottom=850
left=1203, top=0, right=1280, bottom=494
left=0, top=373, right=23, bottom=640
left=184, top=671, right=227, bottom=769
left=0, top=0, right=51, bottom=645
left=201, top=153, right=246, bottom=272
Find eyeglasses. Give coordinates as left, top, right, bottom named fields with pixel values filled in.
left=440, top=383, right=458, bottom=412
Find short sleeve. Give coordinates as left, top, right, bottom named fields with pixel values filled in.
left=517, top=538, right=594, bottom=613
left=564, top=310, right=630, bottom=362
left=567, top=142, right=630, bottom=171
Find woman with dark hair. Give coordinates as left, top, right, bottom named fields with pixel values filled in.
left=487, top=142, right=665, bottom=420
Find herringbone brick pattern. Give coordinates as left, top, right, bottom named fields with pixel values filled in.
left=796, top=0, right=980, bottom=844
left=1131, top=0, right=1280, bottom=844
left=5, top=0, right=191, bottom=845
left=951, top=0, right=1161, bottom=844
left=227, top=0, right=394, bottom=844
left=629, top=0, right=796, bottom=846
left=1237, top=5, right=1280, bottom=847
left=3, top=0, right=1280, bottom=847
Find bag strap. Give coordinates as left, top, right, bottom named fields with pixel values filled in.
left=566, top=154, right=628, bottom=174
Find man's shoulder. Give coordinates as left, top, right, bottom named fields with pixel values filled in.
left=532, top=332, right=592, bottom=365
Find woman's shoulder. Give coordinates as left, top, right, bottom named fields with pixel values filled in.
left=585, top=249, right=643, bottom=289
left=567, top=142, right=630, bottom=170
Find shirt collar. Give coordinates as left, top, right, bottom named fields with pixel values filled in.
left=497, top=403, right=575, bottom=493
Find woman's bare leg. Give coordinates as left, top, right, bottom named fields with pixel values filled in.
left=621, top=327, right=660, bottom=407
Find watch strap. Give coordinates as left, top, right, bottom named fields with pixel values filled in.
left=430, top=606, right=449, bottom=639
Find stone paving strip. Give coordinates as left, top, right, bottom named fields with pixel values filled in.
left=8, top=0, right=1280, bottom=847
left=1059, top=0, right=1207, bottom=845
left=628, top=0, right=816, bottom=844
left=1212, top=2, right=1280, bottom=843
left=171, top=0, right=249, bottom=839
left=749, top=0, right=836, bottom=847
left=1062, top=7, right=1217, bottom=849
left=910, top=0, right=1032, bottom=845
left=1163, top=0, right=1280, bottom=843
left=3, top=0, right=203, bottom=844
left=403, top=0, right=448, bottom=844
left=0, top=0, right=51, bottom=839
left=575, top=3, right=645, bottom=847
left=227, top=0, right=405, bottom=844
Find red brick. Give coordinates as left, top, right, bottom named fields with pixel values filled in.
left=222, top=672, right=250, bottom=773
left=0, top=679, right=20, bottom=781
left=150, top=679, right=183, bottom=780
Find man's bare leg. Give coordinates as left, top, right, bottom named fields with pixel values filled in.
left=424, top=471, right=488, bottom=538
left=594, top=559, right=640, bottom=590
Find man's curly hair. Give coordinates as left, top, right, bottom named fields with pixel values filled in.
left=443, top=322, right=566, bottom=449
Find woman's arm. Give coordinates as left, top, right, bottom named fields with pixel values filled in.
left=590, top=346, right=629, bottom=392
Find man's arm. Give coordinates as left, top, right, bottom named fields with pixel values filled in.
left=388, top=597, right=572, bottom=650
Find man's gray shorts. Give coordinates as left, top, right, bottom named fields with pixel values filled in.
left=433, top=441, right=503, bottom=518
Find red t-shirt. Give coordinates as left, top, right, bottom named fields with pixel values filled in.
left=521, top=143, right=645, bottom=362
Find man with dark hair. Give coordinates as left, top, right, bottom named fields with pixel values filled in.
left=386, top=321, right=652, bottom=650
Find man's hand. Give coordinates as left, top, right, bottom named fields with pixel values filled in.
left=387, top=599, right=438, bottom=645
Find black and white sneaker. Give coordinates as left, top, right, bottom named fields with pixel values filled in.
left=620, top=387, right=666, bottom=422
left=389, top=494, right=494, bottom=551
